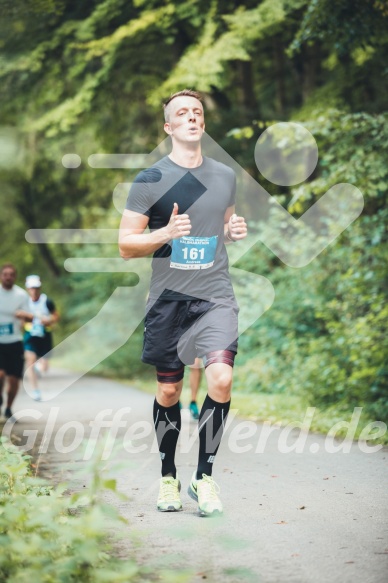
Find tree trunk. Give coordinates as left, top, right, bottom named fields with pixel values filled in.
left=273, top=38, right=286, bottom=116
left=15, top=185, right=61, bottom=278
left=236, top=60, right=258, bottom=120
left=36, top=242, right=61, bottom=278
left=302, top=43, right=318, bottom=102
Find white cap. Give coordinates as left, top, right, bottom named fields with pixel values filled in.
left=25, top=275, right=42, bottom=288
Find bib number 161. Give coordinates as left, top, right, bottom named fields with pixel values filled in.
left=182, top=247, right=205, bottom=261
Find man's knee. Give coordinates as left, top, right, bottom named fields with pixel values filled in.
left=220, top=367, right=233, bottom=389
left=205, top=363, right=233, bottom=401
left=156, top=366, right=184, bottom=405
left=25, top=351, right=37, bottom=365
left=7, top=376, right=20, bottom=390
left=158, top=382, right=181, bottom=401
left=214, top=370, right=233, bottom=398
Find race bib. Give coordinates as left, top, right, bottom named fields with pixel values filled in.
left=0, top=323, right=13, bottom=336
left=170, top=236, right=218, bottom=270
left=31, top=318, right=45, bottom=338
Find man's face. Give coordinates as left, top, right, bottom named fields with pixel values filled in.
left=28, top=287, right=41, bottom=301
left=164, top=96, right=205, bottom=143
left=1, top=268, right=16, bottom=290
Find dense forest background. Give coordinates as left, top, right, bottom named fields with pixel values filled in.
left=1, top=0, right=387, bottom=429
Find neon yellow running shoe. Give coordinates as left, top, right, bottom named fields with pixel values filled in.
left=157, top=476, right=182, bottom=512
left=188, top=473, right=223, bottom=516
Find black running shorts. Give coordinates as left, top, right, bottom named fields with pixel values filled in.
left=0, top=341, right=24, bottom=378
left=24, top=332, right=53, bottom=358
left=142, top=297, right=238, bottom=369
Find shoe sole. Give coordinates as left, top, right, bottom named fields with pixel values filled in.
left=187, top=484, right=222, bottom=517
left=157, top=505, right=182, bottom=512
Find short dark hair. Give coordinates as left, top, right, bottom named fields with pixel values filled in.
left=163, top=89, right=203, bottom=121
left=1, top=263, right=17, bottom=275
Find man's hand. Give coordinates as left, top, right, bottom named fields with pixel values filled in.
left=227, top=213, right=247, bottom=242
left=15, top=310, right=33, bottom=321
left=166, top=203, right=192, bottom=239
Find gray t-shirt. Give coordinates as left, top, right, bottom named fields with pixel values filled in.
left=0, top=284, right=29, bottom=343
left=126, top=156, right=236, bottom=301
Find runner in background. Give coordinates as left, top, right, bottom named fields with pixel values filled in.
left=188, top=357, right=202, bottom=420
left=0, top=263, right=32, bottom=419
left=24, top=275, right=60, bottom=401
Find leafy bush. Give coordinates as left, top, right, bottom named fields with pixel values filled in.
left=0, top=437, right=148, bottom=583
left=233, top=111, right=388, bottom=422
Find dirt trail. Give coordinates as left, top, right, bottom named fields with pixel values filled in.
left=4, top=369, right=388, bottom=583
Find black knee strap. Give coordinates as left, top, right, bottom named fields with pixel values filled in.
left=156, top=366, right=185, bottom=384
left=203, top=350, right=236, bottom=368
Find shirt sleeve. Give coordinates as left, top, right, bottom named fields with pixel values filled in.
left=21, top=294, right=29, bottom=312
left=46, top=298, right=56, bottom=313
left=125, top=167, right=162, bottom=217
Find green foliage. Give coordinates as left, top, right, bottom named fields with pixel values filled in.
left=0, top=437, right=149, bottom=582
left=291, top=110, right=388, bottom=208
left=232, top=108, right=388, bottom=421
left=60, top=263, right=149, bottom=379
left=148, top=0, right=290, bottom=101
left=289, top=0, right=388, bottom=55
left=235, top=211, right=387, bottom=420
left=292, top=210, right=388, bottom=418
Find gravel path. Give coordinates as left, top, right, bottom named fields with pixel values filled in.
left=3, top=369, right=388, bottom=583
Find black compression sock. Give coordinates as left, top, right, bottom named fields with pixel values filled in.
left=153, top=399, right=181, bottom=479
left=196, top=394, right=230, bottom=480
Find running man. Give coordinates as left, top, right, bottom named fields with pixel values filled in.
left=188, top=357, right=203, bottom=420
left=0, top=264, right=32, bottom=419
left=119, top=89, right=247, bottom=516
left=24, top=275, right=60, bottom=401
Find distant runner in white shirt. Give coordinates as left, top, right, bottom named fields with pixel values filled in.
left=0, top=263, right=32, bottom=419
left=24, top=274, right=60, bottom=401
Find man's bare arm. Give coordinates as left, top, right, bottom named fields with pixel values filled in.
left=41, top=309, right=60, bottom=326
left=15, top=310, right=33, bottom=322
left=119, top=204, right=192, bottom=259
left=223, top=205, right=247, bottom=243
